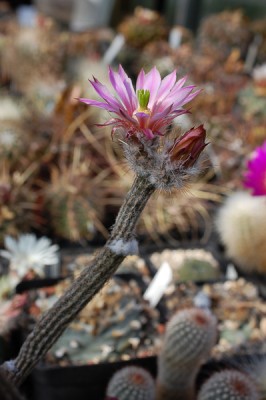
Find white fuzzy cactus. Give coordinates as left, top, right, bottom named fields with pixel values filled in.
left=156, top=307, right=217, bottom=400
left=197, top=369, right=259, bottom=400
left=215, top=191, right=266, bottom=275
left=106, top=366, right=155, bottom=400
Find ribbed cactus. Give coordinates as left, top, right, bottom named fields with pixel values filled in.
left=106, top=366, right=155, bottom=400
left=197, top=369, right=259, bottom=400
left=156, top=307, right=217, bottom=400
left=215, top=191, right=266, bottom=275
left=45, top=192, right=99, bottom=242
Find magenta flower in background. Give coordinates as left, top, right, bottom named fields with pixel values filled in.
left=79, top=65, right=200, bottom=139
left=243, top=141, right=266, bottom=196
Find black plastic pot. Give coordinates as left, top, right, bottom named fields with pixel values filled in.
left=29, top=356, right=157, bottom=400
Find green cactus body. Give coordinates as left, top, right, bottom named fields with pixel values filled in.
left=156, top=308, right=217, bottom=400
left=197, top=370, right=259, bottom=400
left=106, top=366, right=155, bottom=400
left=46, top=193, right=98, bottom=242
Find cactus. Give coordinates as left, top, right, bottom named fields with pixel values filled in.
left=106, top=366, right=155, bottom=400
left=156, top=307, right=217, bottom=400
left=45, top=191, right=100, bottom=242
left=197, top=369, right=259, bottom=400
left=215, top=191, right=266, bottom=275
left=198, top=9, right=252, bottom=63
left=2, top=19, right=66, bottom=94
left=232, top=354, right=266, bottom=399
left=42, top=164, right=107, bottom=242
left=118, top=7, right=168, bottom=49
left=150, top=248, right=221, bottom=283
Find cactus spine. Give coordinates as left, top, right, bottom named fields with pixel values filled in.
left=106, top=366, right=155, bottom=400
left=197, top=369, right=259, bottom=400
left=156, top=307, right=217, bottom=400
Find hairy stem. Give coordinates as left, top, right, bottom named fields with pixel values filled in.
left=1, top=175, right=155, bottom=386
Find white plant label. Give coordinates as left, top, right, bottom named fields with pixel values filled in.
left=103, top=34, right=125, bottom=65
left=143, top=262, right=173, bottom=307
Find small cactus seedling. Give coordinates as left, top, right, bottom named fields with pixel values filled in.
left=197, top=369, right=259, bottom=400
left=106, top=366, right=155, bottom=400
left=156, top=307, right=217, bottom=400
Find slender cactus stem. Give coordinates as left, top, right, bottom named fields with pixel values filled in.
left=1, top=175, right=155, bottom=386
left=0, top=370, right=26, bottom=400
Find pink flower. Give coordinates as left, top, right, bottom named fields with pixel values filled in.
left=243, top=141, right=266, bottom=196
left=79, top=65, right=200, bottom=139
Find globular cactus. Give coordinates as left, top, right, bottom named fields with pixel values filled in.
left=117, top=7, right=168, bottom=49
left=235, top=354, right=266, bottom=399
left=215, top=191, right=266, bottom=275
left=197, top=369, right=259, bottom=400
left=45, top=192, right=99, bottom=242
left=105, top=366, right=155, bottom=400
left=156, top=307, right=217, bottom=400
left=43, top=165, right=107, bottom=242
left=197, top=9, right=252, bottom=63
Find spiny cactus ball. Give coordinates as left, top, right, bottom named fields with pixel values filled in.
left=197, top=369, right=259, bottom=400
left=162, top=307, right=217, bottom=365
left=106, top=366, right=155, bottom=400
left=157, top=307, right=217, bottom=396
left=239, top=354, right=266, bottom=399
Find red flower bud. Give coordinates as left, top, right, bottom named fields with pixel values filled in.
left=169, top=125, right=207, bottom=167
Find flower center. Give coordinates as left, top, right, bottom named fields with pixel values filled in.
left=137, top=89, right=151, bottom=113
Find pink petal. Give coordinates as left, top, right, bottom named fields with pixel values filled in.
left=79, top=98, right=116, bottom=112
left=90, top=78, right=122, bottom=112
left=134, top=111, right=150, bottom=119
left=174, top=75, right=188, bottom=90
left=142, top=67, right=161, bottom=108
left=142, top=128, right=155, bottom=139
left=136, top=69, right=145, bottom=91
left=118, top=65, right=137, bottom=109
left=134, top=111, right=150, bottom=129
left=151, top=109, right=188, bottom=132
left=181, top=88, right=202, bottom=105
left=156, top=70, right=177, bottom=103
left=119, top=108, right=138, bottom=126
left=149, top=104, right=173, bottom=124
left=167, top=87, right=196, bottom=108
left=109, top=67, right=135, bottom=114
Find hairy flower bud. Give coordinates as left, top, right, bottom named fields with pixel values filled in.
left=169, top=125, right=207, bottom=167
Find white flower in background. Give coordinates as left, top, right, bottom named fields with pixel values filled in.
left=0, top=234, right=60, bottom=279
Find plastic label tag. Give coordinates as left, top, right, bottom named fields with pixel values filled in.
left=143, top=262, right=173, bottom=307
left=103, top=34, right=125, bottom=65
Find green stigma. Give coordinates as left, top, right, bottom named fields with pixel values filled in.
left=137, top=89, right=150, bottom=111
